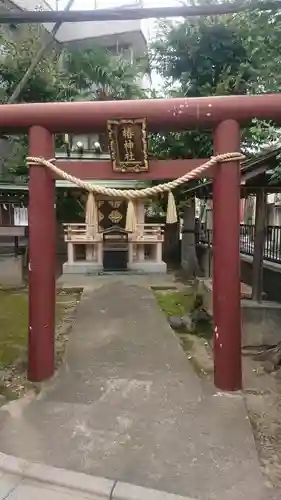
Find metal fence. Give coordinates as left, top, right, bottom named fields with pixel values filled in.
left=198, top=224, right=281, bottom=264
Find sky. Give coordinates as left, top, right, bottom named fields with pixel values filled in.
left=51, top=0, right=183, bottom=9
left=49, top=0, right=182, bottom=40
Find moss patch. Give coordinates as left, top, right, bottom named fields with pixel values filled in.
left=154, top=289, right=194, bottom=317
left=0, top=290, right=78, bottom=370
left=154, top=288, right=214, bottom=379
left=0, top=291, right=28, bottom=367
left=154, top=288, right=212, bottom=340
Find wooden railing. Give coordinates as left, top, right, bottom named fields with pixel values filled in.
left=134, top=224, right=164, bottom=242
left=63, top=224, right=101, bottom=242
left=63, top=223, right=164, bottom=243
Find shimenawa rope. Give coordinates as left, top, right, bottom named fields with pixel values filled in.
left=27, top=152, right=244, bottom=198
left=27, top=152, right=244, bottom=231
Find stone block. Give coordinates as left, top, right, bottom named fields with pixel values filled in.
left=62, top=261, right=102, bottom=275
left=168, top=315, right=194, bottom=332
left=25, top=462, right=113, bottom=498
left=0, top=255, right=24, bottom=287
left=195, top=278, right=281, bottom=347
left=6, top=482, right=88, bottom=500
left=0, top=473, right=21, bottom=499
left=113, top=481, right=194, bottom=500
left=241, top=299, right=281, bottom=346
left=0, top=452, right=28, bottom=475
left=129, top=260, right=167, bottom=274
left=0, top=452, right=113, bottom=499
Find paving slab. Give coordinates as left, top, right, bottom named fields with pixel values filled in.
left=0, top=281, right=267, bottom=499
left=0, top=472, right=102, bottom=500
left=3, top=480, right=93, bottom=500
left=0, top=472, right=21, bottom=499
left=56, top=272, right=181, bottom=291
left=0, top=454, right=113, bottom=499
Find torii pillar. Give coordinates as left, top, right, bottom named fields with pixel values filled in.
left=28, top=126, right=56, bottom=382
left=213, top=120, right=242, bottom=391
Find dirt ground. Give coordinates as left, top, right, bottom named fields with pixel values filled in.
left=243, top=353, right=281, bottom=490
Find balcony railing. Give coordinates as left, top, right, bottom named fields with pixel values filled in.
left=198, top=224, right=281, bottom=264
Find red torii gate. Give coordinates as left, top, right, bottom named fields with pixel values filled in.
left=2, top=94, right=280, bottom=392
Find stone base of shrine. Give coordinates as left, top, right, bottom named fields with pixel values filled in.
left=62, top=261, right=103, bottom=275
left=62, top=260, right=167, bottom=275
left=128, top=260, right=167, bottom=274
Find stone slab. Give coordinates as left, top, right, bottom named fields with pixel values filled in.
left=242, top=299, right=281, bottom=346
left=63, top=261, right=167, bottom=275
left=5, top=482, right=90, bottom=500
left=0, top=453, right=195, bottom=500
left=57, top=273, right=176, bottom=290
left=195, top=278, right=281, bottom=346
left=128, top=260, right=167, bottom=274
left=0, top=452, right=112, bottom=499
left=63, top=261, right=103, bottom=275
left=113, top=481, right=193, bottom=500
left=0, top=255, right=23, bottom=287
left=0, top=472, right=21, bottom=499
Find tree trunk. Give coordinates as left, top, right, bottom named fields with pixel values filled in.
left=181, top=197, right=201, bottom=278
left=8, top=0, right=75, bottom=104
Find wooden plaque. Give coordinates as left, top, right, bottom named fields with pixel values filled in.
left=107, top=118, right=148, bottom=173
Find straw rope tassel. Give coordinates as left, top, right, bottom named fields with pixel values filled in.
left=166, top=190, right=178, bottom=224
left=125, top=199, right=137, bottom=233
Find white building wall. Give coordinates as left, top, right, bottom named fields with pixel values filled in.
left=56, top=19, right=144, bottom=43
left=7, top=0, right=146, bottom=53
left=8, top=0, right=52, bottom=11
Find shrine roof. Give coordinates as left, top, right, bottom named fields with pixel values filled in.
left=55, top=179, right=148, bottom=189
left=184, top=144, right=281, bottom=198
left=0, top=179, right=148, bottom=192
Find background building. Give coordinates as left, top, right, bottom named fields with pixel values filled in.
left=0, top=0, right=147, bottom=58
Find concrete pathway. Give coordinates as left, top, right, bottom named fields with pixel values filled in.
left=0, top=279, right=270, bottom=499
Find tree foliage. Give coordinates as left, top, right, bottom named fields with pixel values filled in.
left=150, top=8, right=281, bottom=164
left=0, top=25, right=75, bottom=104
left=0, top=24, right=146, bottom=176
left=147, top=7, right=281, bottom=206
left=152, top=20, right=251, bottom=97
left=148, top=7, right=281, bottom=274
left=65, top=47, right=146, bottom=101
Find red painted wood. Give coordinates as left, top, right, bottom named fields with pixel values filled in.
left=1, top=94, right=281, bottom=132
left=28, top=126, right=56, bottom=382
left=54, top=159, right=211, bottom=181
left=213, top=120, right=242, bottom=391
